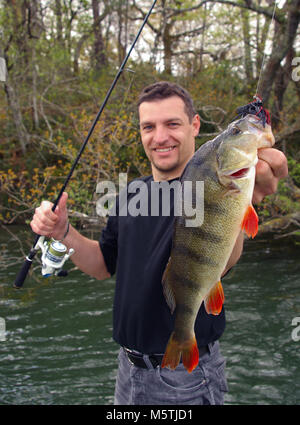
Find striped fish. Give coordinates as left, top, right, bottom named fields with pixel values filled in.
left=161, top=114, right=275, bottom=373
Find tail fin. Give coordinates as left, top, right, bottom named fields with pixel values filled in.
left=162, top=332, right=199, bottom=373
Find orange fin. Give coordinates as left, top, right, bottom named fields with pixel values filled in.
left=204, top=281, right=225, bottom=316
left=162, top=332, right=199, bottom=373
left=241, top=204, right=258, bottom=238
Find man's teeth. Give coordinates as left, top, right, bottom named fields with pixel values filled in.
left=155, top=147, right=175, bottom=152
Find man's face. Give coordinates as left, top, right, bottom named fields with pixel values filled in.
left=139, top=96, right=200, bottom=181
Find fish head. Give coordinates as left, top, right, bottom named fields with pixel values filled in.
left=216, top=114, right=275, bottom=189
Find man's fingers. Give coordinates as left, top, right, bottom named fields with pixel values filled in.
left=30, top=192, right=69, bottom=239
left=30, top=213, right=55, bottom=236
left=253, top=148, right=288, bottom=204
left=255, top=159, right=279, bottom=194
left=257, top=148, right=288, bottom=179
left=37, top=202, right=57, bottom=222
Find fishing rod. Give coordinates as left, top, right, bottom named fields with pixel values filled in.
left=13, top=0, right=158, bottom=289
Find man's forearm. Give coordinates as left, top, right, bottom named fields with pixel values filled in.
left=63, top=224, right=111, bottom=281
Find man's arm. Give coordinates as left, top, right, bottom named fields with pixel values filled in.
left=59, top=224, right=111, bottom=280
left=30, top=192, right=110, bottom=281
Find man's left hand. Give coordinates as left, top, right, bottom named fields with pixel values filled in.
left=253, top=148, right=288, bottom=204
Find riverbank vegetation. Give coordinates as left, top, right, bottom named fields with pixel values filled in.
left=0, top=0, right=299, bottom=239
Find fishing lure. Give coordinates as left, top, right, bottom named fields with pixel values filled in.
left=236, top=95, right=271, bottom=127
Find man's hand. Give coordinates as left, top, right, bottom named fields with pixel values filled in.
left=253, top=148, right=288, bottom=204
left=30, top=192, right=69, bottom=240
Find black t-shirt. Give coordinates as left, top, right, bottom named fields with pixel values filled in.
left=99, top=176, right=225, bottom=354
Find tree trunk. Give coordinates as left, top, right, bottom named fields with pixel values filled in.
left=32, top=46, right=39, bottom=129
left=163, top=22, right=173, bottom=75
left=73, top=34, right=89, bottom=75
left=117, top=0, right=129, bottom=66
left=198, top=3, right=208, bottom=73
left=259, top=0, right=300, bottom=104
left=241, top=8, right=253, bottom=88
left=4, top=80, right=30, bottom=155
left=271, top=48, right=294, bottom=129
left=92, top=0, right=107, bottom=74
left=55, top=0, right=64, bottom=45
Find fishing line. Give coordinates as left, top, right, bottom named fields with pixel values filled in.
left=235, top=1, right=279, bottom=125
left=255, top=0, right=278, bottom=97
left=13, top=0, right=158, bottom=288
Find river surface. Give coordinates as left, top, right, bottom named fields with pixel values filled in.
left=0, top=226, right=299, bottom=405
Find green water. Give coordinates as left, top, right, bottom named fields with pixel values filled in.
left=0, top=227, right=299, bottom=405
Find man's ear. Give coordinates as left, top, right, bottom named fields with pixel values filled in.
left=192, top=114, right=201, bottom=137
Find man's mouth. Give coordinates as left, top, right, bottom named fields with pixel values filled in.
left=154, top=146, right=176, bottom=153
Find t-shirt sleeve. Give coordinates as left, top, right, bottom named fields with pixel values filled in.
left=99, top=213, right=118, bottom=276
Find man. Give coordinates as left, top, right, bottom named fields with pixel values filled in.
left=30, top=82, right=288, bottom=405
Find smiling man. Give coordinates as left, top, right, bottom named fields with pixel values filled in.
left=30, top=81, right=288, bottom=405
left=139, top=93, right=200, bottom=181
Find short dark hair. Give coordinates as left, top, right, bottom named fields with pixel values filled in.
left=137, top=81, right=196, bottom=123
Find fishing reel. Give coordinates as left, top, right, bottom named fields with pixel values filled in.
left=37, top=237, right=75, bottom=278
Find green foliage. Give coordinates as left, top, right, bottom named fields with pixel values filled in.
left=0, top=0, right=299, bottom=227
left=288, top=158, right=300, bottom=186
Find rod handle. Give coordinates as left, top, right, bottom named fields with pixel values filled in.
left=13, top=250, right=37, bottom=289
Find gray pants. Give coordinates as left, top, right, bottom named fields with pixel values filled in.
left=114, top=341, right=228, bottom=405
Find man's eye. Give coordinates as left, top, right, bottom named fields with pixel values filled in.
left=143, top=125, right=153, bottom=131
left=168, top=122, right=179, bottom=127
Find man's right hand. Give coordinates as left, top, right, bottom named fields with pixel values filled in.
left=30, top=192, right=69, bottom=240
left=30, top=191, right=110, bottom=281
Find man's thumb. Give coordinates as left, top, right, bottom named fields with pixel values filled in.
left=55, top=192, right=68, bottom=214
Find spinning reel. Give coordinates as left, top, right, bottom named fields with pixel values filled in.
left=37, top=237, right=74, bottom=278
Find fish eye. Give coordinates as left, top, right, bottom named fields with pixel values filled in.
left=232, top=126, right=241, bottom=135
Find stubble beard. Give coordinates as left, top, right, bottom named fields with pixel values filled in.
left=151, top=157, right=181, bottom=176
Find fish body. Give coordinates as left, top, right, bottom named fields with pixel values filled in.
left=161, top=114, right=275, bottom=373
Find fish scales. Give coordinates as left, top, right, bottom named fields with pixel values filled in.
left=161, top=114, right=275, bottom=373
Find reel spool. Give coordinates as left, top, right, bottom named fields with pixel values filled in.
left=37, top=237, right=74, bottom=277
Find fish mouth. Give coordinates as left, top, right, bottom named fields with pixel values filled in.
left=247, top=115, right=275, bottom=147
left=223, top=157, right=258, bottom=180
left=263, top=132, right=275, bottom=147
left=229, top=167, right=250, bottom=179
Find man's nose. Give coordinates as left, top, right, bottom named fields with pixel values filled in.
left=153, top=125, right=168, bottom=144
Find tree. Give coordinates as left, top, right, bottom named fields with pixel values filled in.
left=1, top=0, right=44, bottom=154
left=259, top=0, right=300, bottom=104
left=133, top=0, right=208, bottom=75
left=91, top=0, right=108, bottom=73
